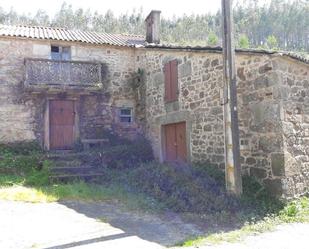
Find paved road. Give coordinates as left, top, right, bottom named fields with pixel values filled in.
left=0, top=200, right=308, bottom=249
left=0, top=200, right=201, bottom=249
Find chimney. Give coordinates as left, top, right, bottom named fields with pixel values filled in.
left=145, top=10, right=161, bottom=44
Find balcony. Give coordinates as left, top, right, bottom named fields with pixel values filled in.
left=24, top=58, right=104, bottom=92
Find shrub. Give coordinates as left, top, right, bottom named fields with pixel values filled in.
left=98, top=137, right=154, bottom=169
left=193, top=163, right=225, bottom=185
left=0, top=141, right=41, bottom=155
left=0, top=142, right=50, bottom=186
left=124, top=162, right=241, bottom=214
left=24, top=160, right=51, bottom=186
left=241, top=175, right=283, bottom=215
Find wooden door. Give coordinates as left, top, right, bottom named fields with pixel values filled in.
left=175, top=122, right=187, bottom=162
left=165, top=123, right=177, bottom=162
left=164, top=122, right=187, bottom=163
left=49, top=100, right=75, bottom=150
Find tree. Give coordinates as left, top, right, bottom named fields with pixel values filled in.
left=238, top=34, right=250, bottom=48
left=0, top=0, right=308, bottom=53
left=266, top=35, right=279, bottom=50
left=207, top=31, right=219, bottom=46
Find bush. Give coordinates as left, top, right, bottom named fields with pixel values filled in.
left=193, top=163, right=225, bottom=185
left=0, top=141, right=42, bottom=155
left=241, top=175, right=283, bottom=215
left=98, top=137, right=154, bottom=169
left=123, top=162, right=241, bottom=214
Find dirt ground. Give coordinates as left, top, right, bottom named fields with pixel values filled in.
left=1, top=200, right=308, bottom=249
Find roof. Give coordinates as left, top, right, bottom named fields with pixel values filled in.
left=145, top=44, right=309, bottom=64
left=0, top=24, right=145, bottom=47
left=0, top=24, right=307, bottom=64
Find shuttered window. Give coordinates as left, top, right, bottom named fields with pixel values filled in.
left=164, top=60, right=178, bottom=102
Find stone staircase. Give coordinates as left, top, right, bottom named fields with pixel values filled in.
left=47, top=151, right=105, bottom=183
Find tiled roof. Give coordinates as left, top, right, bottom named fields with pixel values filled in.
left=145, top=44, right=309, bottom=64
left=0, top=24, right=145, bottom=47
left=0, top=24, right=308, bottom=65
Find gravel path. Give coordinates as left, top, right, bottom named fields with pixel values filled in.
left=0, top=200, right=201, bottom=249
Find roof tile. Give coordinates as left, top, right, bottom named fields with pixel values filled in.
left=0, top=24, right=145, bottom=47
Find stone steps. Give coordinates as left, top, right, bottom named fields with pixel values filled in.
left=48, top=151, right=104, bottom=183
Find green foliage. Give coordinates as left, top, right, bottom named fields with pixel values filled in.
left=266, top=35, right=279, bottom=50
left=207, top=31, right=219, bottom=46
left=0, top=141, right=41, bottom=155
left=24, top=160, right=51, bottom=186
left=98, top=138, right=154, bottom=169
left=238, top=34, right=250, bottom=48
left=279, top=197, right=309, bottom=222
left=0, top=0, right=307, bottom=52
left=241, top=175, right=283, bottom=215
left=180, top=196, right=309, bottom=247
left=0, top=142, right=50, bottom=186
left=192, top=163, right=225, bottom=184
left=121, top=162, right=240, bottom=215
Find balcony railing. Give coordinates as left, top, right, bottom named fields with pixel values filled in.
left=24, top=58, right=103, bottom=89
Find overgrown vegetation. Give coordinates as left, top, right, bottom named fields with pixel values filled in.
left=180, top=196, right=309, bottom=246
left=0, top=0, right=308, bottom=53
left=96, top=138, right=154, bottom=169
left=0, top=142, right=50, bottom=186
left=0, top=141, right=308, bottom=246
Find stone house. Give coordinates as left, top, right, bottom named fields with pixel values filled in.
left=0, top=11, right=308, bottom=197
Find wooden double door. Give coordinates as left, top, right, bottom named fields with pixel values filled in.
left=49, top=100, right=75, bottom=150
left=164, top=122, right=187, bottom=163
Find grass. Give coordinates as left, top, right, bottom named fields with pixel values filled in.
left=0, top=176, right=162, bottom=212
left=1, top=141, right=308, bottom=246
left=180, top=196, right=309, bottom=247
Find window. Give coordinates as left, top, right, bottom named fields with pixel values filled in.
left=119, top=108, right=133, bottom=123
left=51, top=45, right=71, bottom=60
left=164, top=60, right=178, bottom=102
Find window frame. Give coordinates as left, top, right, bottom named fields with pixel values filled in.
left=119, top=107, right=133, bottom=124
left=51, top=45, right=71, bottom=61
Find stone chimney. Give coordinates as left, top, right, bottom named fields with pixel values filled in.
left=145, top=10, right=161, bottom=44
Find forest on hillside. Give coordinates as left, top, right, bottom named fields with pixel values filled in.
left=0, top=0, right=308, bottom=54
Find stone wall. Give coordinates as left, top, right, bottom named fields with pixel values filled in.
left=136, top=49, right=225, bottom=167
left=274, top=58, right=309, bottom=197
left=0, top=37, right=143, bottom=146
left=71, top=43, right=144, bottom=140
left=0, top=39, right=39, bottom=143
left=139, top=48, right=309, bottom=197
left=0, top=35, right=308, bottom=197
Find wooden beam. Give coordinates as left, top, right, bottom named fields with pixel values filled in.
left=221, top=0, right=243, bottom=196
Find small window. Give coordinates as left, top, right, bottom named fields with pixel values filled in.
left=51, top=45, right=71, bottom=60
left=119, top=108, right=133, bottom=123
left=51, top=46, right=59, bottom=53
left=164, top=60, right=178, bottom=102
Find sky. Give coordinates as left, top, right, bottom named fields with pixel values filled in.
left=0, top=0, right=273, bottom=18
left=0, top=0, right=221, bottom=17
